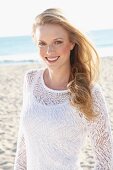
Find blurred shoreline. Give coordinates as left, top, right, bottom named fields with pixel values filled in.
left=0, top=46, right=113, bottom=65
left=0, top=28, right=113, bottom=66
left=0, top=56, right=113, bottom=169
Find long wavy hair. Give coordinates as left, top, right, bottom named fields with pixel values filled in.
left=32, top=8, right=100, bottom=120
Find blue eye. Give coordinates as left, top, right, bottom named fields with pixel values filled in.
left=54, top=41, right=63, bottom=45
left=38, top=42, right=46, bottom=47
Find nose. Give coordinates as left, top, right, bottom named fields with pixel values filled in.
left=46, top=44, right=54, bottom=54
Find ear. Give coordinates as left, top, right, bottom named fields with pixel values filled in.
left=70, top=43, right=75, bottom=50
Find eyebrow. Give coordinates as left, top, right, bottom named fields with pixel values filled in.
left=53, top=38, right=64, bottom=40
left=38, top=38, right=64, bottom=42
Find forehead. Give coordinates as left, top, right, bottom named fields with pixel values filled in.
left=35, top=24, right=69, bottom=41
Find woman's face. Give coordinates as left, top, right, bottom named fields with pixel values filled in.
left=35, top=24, right=74, bottom=70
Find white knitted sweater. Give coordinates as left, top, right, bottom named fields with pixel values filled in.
left=14, top=69, right=113, bottom=170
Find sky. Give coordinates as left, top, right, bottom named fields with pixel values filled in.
left=0, top=0, right=113, bottom=37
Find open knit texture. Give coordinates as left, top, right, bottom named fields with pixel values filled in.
left=14, top=69, right=113, bottom=170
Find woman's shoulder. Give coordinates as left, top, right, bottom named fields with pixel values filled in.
left=26, top=67, right=44, bottom=75
left=24, top=67, right=44, bottom=84
left=90, top=82, right=103, bottom=94
left=90, top=82, right=106, bottom=104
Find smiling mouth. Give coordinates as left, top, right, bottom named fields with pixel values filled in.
left=45, top=56, right=60, bottom=62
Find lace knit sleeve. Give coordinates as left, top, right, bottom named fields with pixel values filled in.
left=14, top=70, right=38, bottom=170
left=14, top=72, right=29, bottom=170
left=87, top=84, right=113, bottom=169
left=14, top=126, right=27, bottom=170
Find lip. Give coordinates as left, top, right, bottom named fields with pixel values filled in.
left=45, top=56, right=60, bottom=62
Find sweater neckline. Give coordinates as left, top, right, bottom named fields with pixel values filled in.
left=40, top=69, right=69, bottom=94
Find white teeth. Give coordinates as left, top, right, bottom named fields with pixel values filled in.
left=46, top=57, right=59, bottom=61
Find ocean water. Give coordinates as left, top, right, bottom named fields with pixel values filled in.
left=0, top=29, right=113, bottom=64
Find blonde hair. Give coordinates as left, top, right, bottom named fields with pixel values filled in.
left=32, top=8, right=100, bottom=120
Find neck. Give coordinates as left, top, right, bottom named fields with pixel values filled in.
left=44, top=67, right=71, bottom=90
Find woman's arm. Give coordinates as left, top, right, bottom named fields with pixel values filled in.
left=14, top=128, right=27, bottom=170
left=14, top=72, right=29, bottom=170
left=87, top=84, right=113, bottom=169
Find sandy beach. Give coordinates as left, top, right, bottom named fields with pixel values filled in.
left=0, top=57, right=113, bottom=170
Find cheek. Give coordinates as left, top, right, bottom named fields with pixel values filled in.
left=37, top=49, right=45, bottom=57
left=59, top=45, right=71, bottom=55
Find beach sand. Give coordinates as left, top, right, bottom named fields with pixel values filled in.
left=0, top=57, right=113, bottom=170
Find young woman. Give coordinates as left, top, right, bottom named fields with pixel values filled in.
left=14, top=8, right=113, bottom=169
